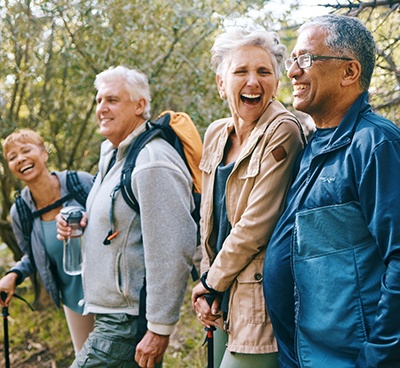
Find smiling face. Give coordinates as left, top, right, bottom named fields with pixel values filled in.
left=95, top=79, right=146, bottom=147
left=6, top=141, right=48, bottom=183
left=287, top=27, right=348, bottom=122
left=217, top=45, right=279, bottom=124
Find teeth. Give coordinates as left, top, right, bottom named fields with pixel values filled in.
left=20, top=164, right=33, bottom=173
left=242, top=93, right=261, bottom=99
left=293, top=84, right=307, bottom=91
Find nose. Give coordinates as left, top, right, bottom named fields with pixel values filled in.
left=96, top=100, right=109, bottom=115
left=287, top=61, right=303, bottom=79
left=247, top=72, right=260, bottom=87
left=16, top=152, right=26, bottom=164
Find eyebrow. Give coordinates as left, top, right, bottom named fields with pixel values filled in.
left=291, top=48, right=309, bottom=57
left=96, top=94, right=118, bottom=101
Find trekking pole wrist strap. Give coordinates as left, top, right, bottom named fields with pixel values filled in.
left=201, top=272, right=220, bottom=294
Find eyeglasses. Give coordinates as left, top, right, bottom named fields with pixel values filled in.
left=285, top=53, right=353, bottom=71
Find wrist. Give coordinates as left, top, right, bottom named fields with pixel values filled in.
left=6, top=270, right=22, bottom=285
left=201, top=272, right=218, bottom=293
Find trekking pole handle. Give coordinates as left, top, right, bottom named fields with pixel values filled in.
left=1, top=292, right=8, bottom=317
left=0, top=291, right=34, bottom=311
left=204, top=293, right=216, bottom=332
left=204, top=293, right=215, bottom=307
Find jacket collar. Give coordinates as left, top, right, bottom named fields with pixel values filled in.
left=323, top=91, right=371, bottom=152
left=220, top=100, right=297, bottom=163
left=99, top=121, right=148, bottom=175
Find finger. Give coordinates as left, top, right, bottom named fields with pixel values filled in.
left=211, top=299, right=220, bottom=315
left=134, top=352, right=142, bottom=367
left=80, top=213, right=88, bottom=227
left=196, top=310, right=218, bottom=328
left=0, top=291, right=11, bottom=307
left=5, top=293, right=14, bottom=306
left=147, top=356, right=155, bottom=368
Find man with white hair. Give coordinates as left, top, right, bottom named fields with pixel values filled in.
left=58, top=66, right=197, bottom=368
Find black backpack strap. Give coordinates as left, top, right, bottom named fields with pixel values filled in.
left=66, top=170, right=89, bottom=207
left=120, top=124, right=163, bottom=212
left=135, top=277, right=148, bottom=342
left=150, top=113, right=186, bottom=160
left=14, top=192, right=34, bottom=243
left=23, top=171, right=89, bottom=219
left=14, top=171, right=88, bottom=236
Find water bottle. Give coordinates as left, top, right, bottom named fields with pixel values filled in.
left=61, top=206, right=83, bottom=276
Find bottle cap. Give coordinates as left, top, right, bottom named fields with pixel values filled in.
left=60, top=206, right=83, bottom=224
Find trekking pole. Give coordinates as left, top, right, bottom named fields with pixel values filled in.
left=1, top=292, right=10, bottom=368
left=1, top=291, right=34, bottom=368
left=204, top=293, right=216, bottom=368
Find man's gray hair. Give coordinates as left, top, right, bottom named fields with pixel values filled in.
left=94, top=66, right=151, bottom=119
left=299, top=14, right=376, bottom=91
left=211, top=26, right=286, bottom=78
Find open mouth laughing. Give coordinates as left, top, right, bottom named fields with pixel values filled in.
left=20, top=164, right=34, bottom=173
left=241, top=93, right=262, bottom=105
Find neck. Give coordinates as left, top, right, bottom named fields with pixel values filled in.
left=233, top=118, right=256, bottom=145
left=27, top=171, right=61, bottom=210
left=312, top=93, right=361, bottom=129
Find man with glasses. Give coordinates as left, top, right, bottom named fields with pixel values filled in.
left=263, top=14, right=400, bottom=368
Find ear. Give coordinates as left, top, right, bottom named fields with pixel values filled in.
left=41, top=149, right=49, bottom=163
left=216, top=75, right=226, bottom=100
left=134, top=98, right=147, bottom=116
left=341, top=60, right=361, bottom=87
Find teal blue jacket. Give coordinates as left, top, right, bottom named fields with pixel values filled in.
left=264, top=92, right=400, bottom=367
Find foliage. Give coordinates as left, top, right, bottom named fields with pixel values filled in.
left=0, top=0, right=399, bottom=364
left=2, top=0, right=397, bottom=255
left=0, top=0, right=266, bottom=257
left=358, top=5, right=400, bottom=123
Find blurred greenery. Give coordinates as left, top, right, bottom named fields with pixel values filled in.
left=0, top=0, right=399, bottom=365
left=0, top=245, right=207, bottom=367
left=1, top=0, right=399, bottom=260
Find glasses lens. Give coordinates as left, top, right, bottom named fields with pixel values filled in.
left=298, top=54, right=311, bottom=69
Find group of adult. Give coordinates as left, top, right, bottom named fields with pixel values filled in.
left=1, top=13, right=399, bottom=368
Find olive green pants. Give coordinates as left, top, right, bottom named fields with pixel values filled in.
left=71, top=313, right=162, bottom=368
left=213, top=328, right=279, bottom=368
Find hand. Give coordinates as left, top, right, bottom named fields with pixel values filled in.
left=56, top=211, right=87, bottom=241
left=192, top=282, right=221, bottom=328
left=0, top=272, right=18, bottom=307
left=134, top=330, right=169, bottom=368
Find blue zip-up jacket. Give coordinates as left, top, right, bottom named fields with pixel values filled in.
left=263, top=92, right=400, bottom=368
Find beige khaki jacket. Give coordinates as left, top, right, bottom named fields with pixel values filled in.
left=200, top=100, right=305, bottom=354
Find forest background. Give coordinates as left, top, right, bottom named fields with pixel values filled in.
left=0, top=0, right=399, bottom=366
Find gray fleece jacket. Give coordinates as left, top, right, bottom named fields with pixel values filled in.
left=82, top=123, right=197, bottom=335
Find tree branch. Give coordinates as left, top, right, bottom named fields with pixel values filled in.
left=321, top=0, right=400, bottom=11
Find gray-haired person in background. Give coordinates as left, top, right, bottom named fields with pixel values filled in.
left=191, top=26, right=305, bottom=368
left=263, top=14, right=400, bottom=368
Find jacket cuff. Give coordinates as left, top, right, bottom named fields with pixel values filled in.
left=201, top=271, right=217, bottom=292
left=6, top=270, right=23, bottom=285
left=147, top=321, right=175, bottom=336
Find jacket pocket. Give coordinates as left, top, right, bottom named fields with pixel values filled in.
left=234, top=258, right=267, bottom=324
left=237, top=150, right=261, bottom=179
left=292, top=202, right=385, bottom=363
